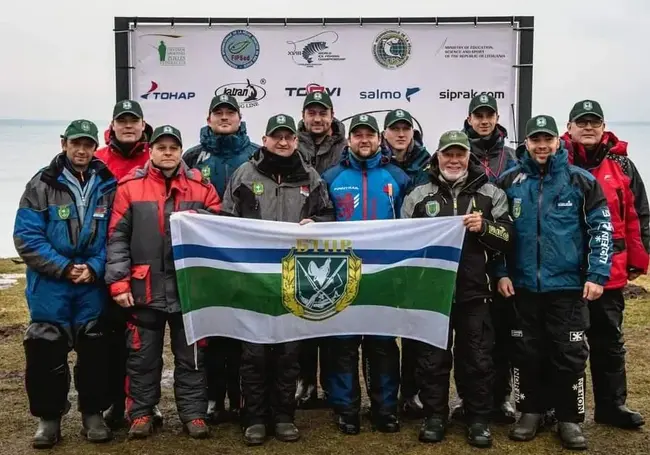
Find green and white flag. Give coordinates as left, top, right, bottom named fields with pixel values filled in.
left=170, top=213, right=466, bottom=349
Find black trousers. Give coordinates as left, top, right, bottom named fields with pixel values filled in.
left=587, top=289, right=628, bottom=413
left=240, top=341, right=300, bottom=426
left=510, top=289, right=589, bottom=422
left=408, top=298, right=494, bottom=421
left=298, top=337, right=331, bottom=399
left=102, top=303, right=128, bottom=414
left=205, top=336, right=241, bottom=410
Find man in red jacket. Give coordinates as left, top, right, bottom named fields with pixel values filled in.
left=95, top=99, right=157, bottom=429
left=563, top=100, right=650, bottom=429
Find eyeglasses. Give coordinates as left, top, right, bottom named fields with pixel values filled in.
left=575, top=118, right=603, bottom=128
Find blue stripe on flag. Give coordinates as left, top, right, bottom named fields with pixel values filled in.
left=173, top=244, right=462, bottom=265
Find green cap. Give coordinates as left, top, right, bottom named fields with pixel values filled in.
left=468, top=93, right=498, bottom=114
left=265, top=114, right=297, bottom=135
left=437, top=130, right=470, bottom=152
left=569, top=99, right=604, bottom=122
left=525, top=115, right=559, bottom=138
left=62, top=119, right=99, bottom=145
left=209, top=94, right=240, bottom=113
left=303, top=91, right=333, bottom=110
left=113, top=99, right=143, bottom=119
left=150, top=124, right=183, bottom=146
left=349, top=114, right=380, bottom=133
left=384, top=109, right=414, bottom=129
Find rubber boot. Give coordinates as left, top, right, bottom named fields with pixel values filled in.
left=558, top=422, right=587, bottom=450
left=275, top=422, right=300, bottom=442
left=32, top=418, right=61, bottom=449
left=81, top=413, right=113, bottom=443
left=418, top=415, right=446, bottom=443
left=595, top=405, right=645, bottom=429
left=337, top=414, right=360, bottom=435
left=243, top=423, right=266, bottom=446
left=467, top=421, right=492, bottom=448
left=373, top=414, right=400, bottom=433
left=509, top=413, right=543, bottom=441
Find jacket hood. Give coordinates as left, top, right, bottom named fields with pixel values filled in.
left=561, top=130, right=628, bottom=167
left=199, top=121, right=255, bottom=155
left=463, top=120, right=510, bottom=158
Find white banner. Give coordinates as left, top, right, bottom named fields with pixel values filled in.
left=130, top=22, right=519, bottom=150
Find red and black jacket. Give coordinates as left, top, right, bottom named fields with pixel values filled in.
left=563, top=131, right=650, bottom=289
left=105, top=161, right=221, bottom=312
left=95, top=124, right=153, bottom=181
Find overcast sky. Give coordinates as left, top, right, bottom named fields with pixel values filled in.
left=1, top=0, right=648, bottom=123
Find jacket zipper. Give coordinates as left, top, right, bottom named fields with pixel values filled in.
left=537, top=175, right=544, bottom=292
left=362, top=169, right=368, bottom=220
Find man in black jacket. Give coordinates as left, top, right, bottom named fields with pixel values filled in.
left=400, top=130, right=513, bottom=448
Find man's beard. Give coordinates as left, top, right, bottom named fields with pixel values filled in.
left=440, top=168, right=468, bottom=182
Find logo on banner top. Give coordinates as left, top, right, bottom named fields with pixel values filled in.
left=359, top=87, right=421, bottom=102
left=221, top=29, right=260, bottom=69
left=439, top=89, right=505, bottom=102
left=285, top=83, right=341, bottom=97
left=214, top=78, right=267, bottom=109
left=156, top=39, right=186, bottom=66
left=372, top=29, right=412, bottom=69
left=140, top=81, right=196, bottom=101
left=286, top=31, right=346, bottom=67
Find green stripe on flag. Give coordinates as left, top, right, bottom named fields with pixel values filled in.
left=177, top=266, right=455, bottom=316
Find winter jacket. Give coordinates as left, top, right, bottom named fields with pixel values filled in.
left=562, top=131, right=650, bottom=289
left=220, top=148, right=335, bottom=223
left=297, top=118, right=347, bottom=174
left=322, top=148, right=411, bottom=221
left=105, top=162, right=221, bottom=312
left=383, top=129, right=431, bottom=187
left=14, top=154, right=117, bottom=297
left=463, top=121, right=518, bottom=183
left=183, top=122, right=259, bottom=198
left=495, top=146, right=613, bottom=292
left=401, top=158, right=513, bottom=302
left=95, top=124, right=153, bottom=181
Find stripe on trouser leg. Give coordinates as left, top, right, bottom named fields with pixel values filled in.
left=513, top=367, right=520, bottom=404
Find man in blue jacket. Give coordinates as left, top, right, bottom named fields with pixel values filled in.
left=496, top=115, right=613, bottom=450
left=183, top=94, right=259, bottom=423
left=13, top=120, right=116, bottom=448
left=322, top=113, right=410, bottom=435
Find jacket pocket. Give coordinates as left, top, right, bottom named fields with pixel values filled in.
left=130, top=264, right=152, bottom=305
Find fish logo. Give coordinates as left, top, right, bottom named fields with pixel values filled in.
left=287, top=31, right=346, bottom=67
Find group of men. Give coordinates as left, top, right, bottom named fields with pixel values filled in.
left=13, top=89, right=649, bottom=451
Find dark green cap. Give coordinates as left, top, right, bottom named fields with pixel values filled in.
left=113, top=100, right=143, bottom=120
left=349, top=114, right=380, bottom=133
left=569, top=99, right=604, bottom=122
left=468, top=93, right=498, bottom=114
left=384, top=109, right=413, bottom=129
left=265, top=114, right=297, bottom=135
left=62, top=119, right=99, bottom=145
left=437, top=130, right=470, bottom=152
left=303, top=91, right=333, bottom=110
left=525, top=115, right=559, bottom=137
left=209, top=94, right=240, bottom=113
left=150, top=124, right=183, bottom=146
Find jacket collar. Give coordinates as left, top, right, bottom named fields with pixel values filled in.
left=521, top=144, right=570, bottom=176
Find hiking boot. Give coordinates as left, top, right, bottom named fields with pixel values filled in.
left=153, top=405, right=164, bottom=427
left=275, top=422, right=300, bottom=442
left=509, top=413, right=542, bottom=441
left=419, top=415, right=446, bottom=443
left=467, top=421, right=492, bottom=448
left=185, top=419, right=210, bottom=439
left=243, top=423, right=266, bottom=445
left=492, top=400, right=517, bottom=424
left=373, top=414, right=400, bottom=433
left=81, top=413, right=112, bottom=443
left=103, top=403, right=127, bottom=430
left=32, top=418, right=61, bottom=449
left=558, top=422, right=587, bottom=450
left=128, top=415, right=154, bottom=439
left=595, top=405, right=645, bottom=429
left=337, top=414, right=360, bottom=435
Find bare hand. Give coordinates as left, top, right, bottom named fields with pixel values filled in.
left=299, top=219, right=314, bottom=225
left=72, top=264, right=93, bottom=284
left=463, top=213, right=484, bottom=233
left=583, top=281, right=604, bottom=301
left=65, top=264, right=83, bottom=281
left=114, top=292, right=135, bottom=308
left=497, top=277, right=515, bottom=298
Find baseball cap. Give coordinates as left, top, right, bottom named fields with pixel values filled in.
left=303, top=91, right=333, bottom=110
left=468, top=93, right=498, bottom=114
left=62, top=119, right=99, bottom=145
left=569, top=99, right=604, bottom=122
left=349, top=114, right=380, bottom=133
left=209, top=94, right=240, bottom=113
left=384, top=109, right=414, bottom=129
left=265, top=114, right=297, bottom=135
left=113, top=100, right=143, bottom=120
left=150, top=125, right=183, bottom=146
left=437, top=130, right=470, bottom=152
left=525, top=115, right=559, bottom=138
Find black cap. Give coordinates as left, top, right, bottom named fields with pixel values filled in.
left=468, top=94, right=498, bottom=114
left=384, top=109, right=413, bottom=129
left=150, top=125, right=183, bottom=146
left=525, top=115, right=559, bottom=138
left=569, top=100, right=604, bottom=122
left=209, top=94, right=240, bottom=113
left=303, top=91, right=333, bottom=110
left=265, top=114, right=297, bottom=135
left=349, top=114, right=380, bottom=133
left=113, top=100, right=144, bottom=120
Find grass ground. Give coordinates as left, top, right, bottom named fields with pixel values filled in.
left=1, top=257, right=649, bottom=454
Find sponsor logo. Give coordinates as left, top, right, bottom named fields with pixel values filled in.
left=602, top=208, right=610, bottom=218
left=372, top=29, right=412, bottom=69
left=156, top=39, right=186, bottom=66
left=359, top=87, right=421, bottom=102
left=436, top=38, right=507, bottom=59
left=334, top=192, right=360, bottom=220
left=221, top=29, right=260, bottom=69
left=286, top=31, right=345, bottom=67
left=285, top=83, right=341, bottom=97
left=487, top=224, right=510, bottom=241
left=214, top=78, right=267, bottom=109
left=425, top=201, right=440, bottom=217
left=570, top=331, right=584, bottom=342
left=439, top=89, right=506, bottom=101
left=511, top=329, right=523, bottom=338
left=597, top=230, right=611, bottom=265
left=513, top=367, right=521, bottom=403
left=140, top=81, right=195, bottom=101
left=282, top=239, right=361, bottom=321
left=574, top=377, right=585, bottom=414
left=93, top=206, right=108, bottom=219
left=557, top=200, right=573, bottom=207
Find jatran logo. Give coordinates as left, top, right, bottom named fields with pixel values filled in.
left=214, top=78, right=267, bottom=109
left=282, top=238, right=361, bottom=321
left=286, top=31, right=346, bottom=67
